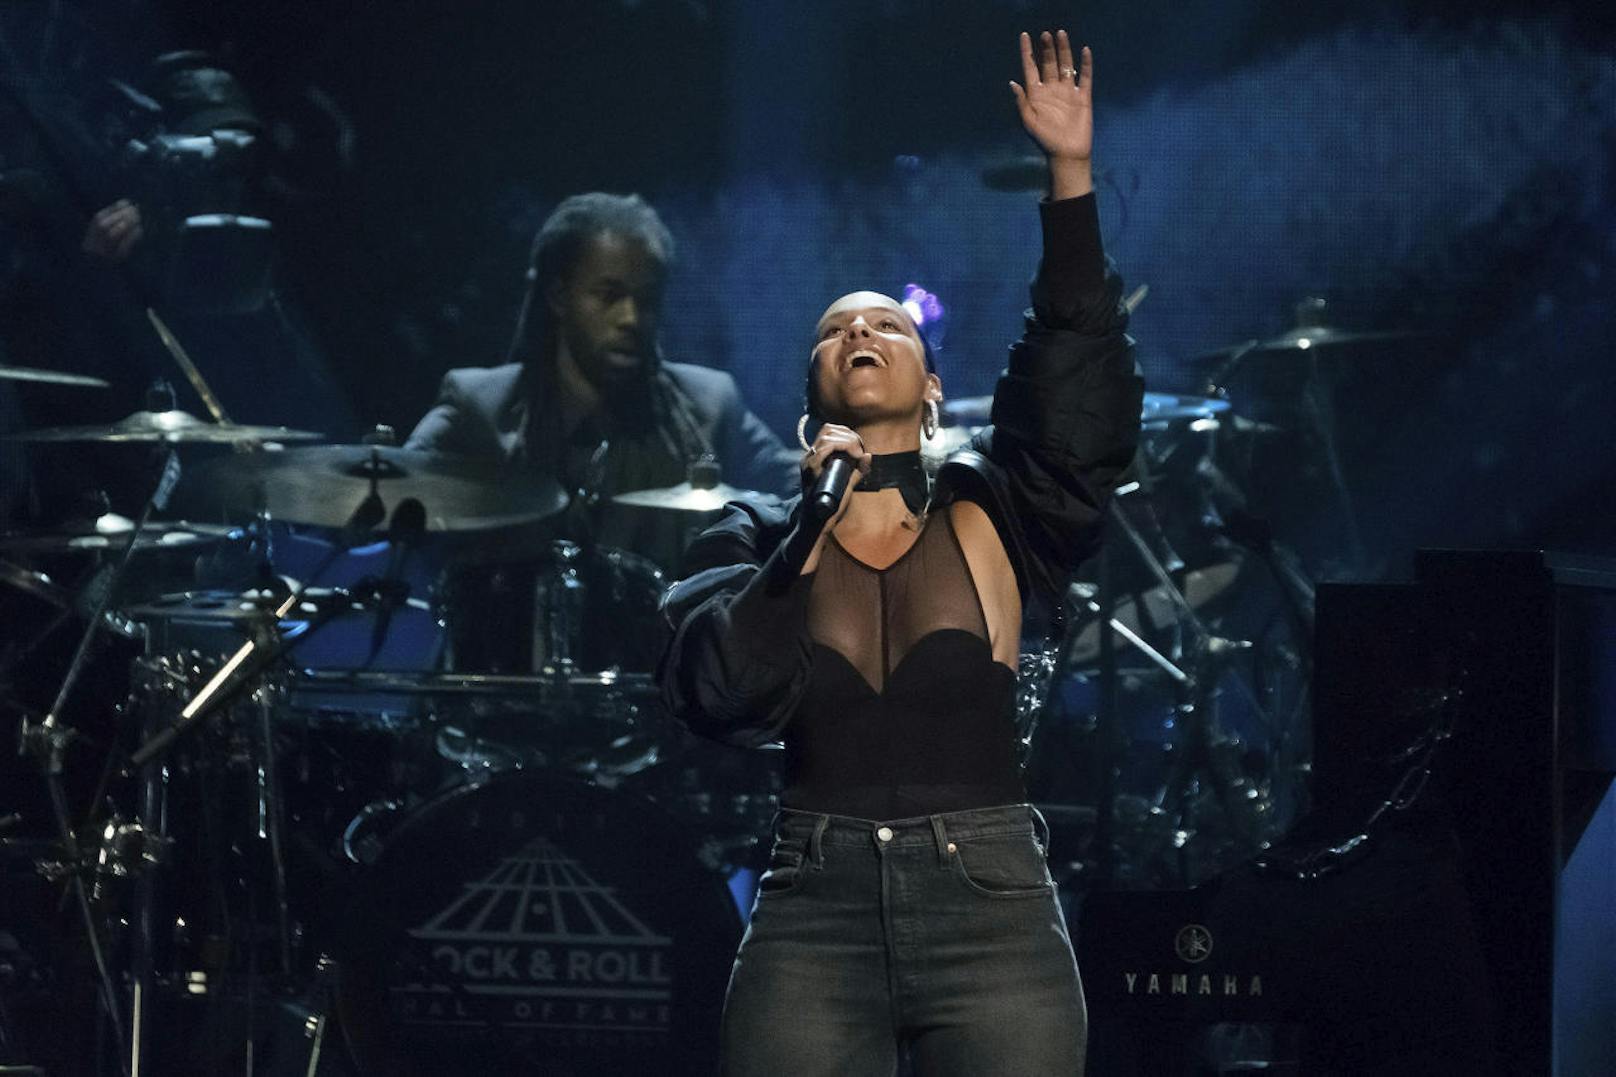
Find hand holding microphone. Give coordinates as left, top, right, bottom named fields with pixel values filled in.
left=800, top=423, right=871, bottom=531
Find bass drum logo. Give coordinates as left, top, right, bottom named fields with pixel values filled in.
left=338, top=772, right=741, bottom=1076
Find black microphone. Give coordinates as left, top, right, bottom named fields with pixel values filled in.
left=806, top=452, right=855, bottom=527
left=366, top=497, right=426, bottom=663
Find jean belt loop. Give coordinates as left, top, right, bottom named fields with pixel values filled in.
left=929, top=815, right=951, bottom=866
left=1028, top=803, right=1051, bottom=855
left=809, top=814, right=829, bottom=868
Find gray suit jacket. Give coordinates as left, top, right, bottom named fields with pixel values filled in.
left=405, top=360, right=797, bottom=498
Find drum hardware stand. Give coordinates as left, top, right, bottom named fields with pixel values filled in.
left=1080, top=487, right=1286, bottom=887
left=1092, top=535, right=1120, bottom=886
left=1196, top=461, right=1319, bottom=833
left=118, top=577, right=392, bottom=1071
left=1116, top=496, right=1281, bottom=881
left=298, top=954, right=340, bottom=1077
left=253, top=685, right=294, bottom=978
left=15, top=447, right=183, bottom=1077
left=1205, top=321, right=1367, bottom=575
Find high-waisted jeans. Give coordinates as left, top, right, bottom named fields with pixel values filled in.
left=720, top=804, right=1087, bottom=1076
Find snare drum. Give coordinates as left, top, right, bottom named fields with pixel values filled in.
left=334, top=771, right=740, bottom=1076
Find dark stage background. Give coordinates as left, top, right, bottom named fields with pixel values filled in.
left=2, top=0, right=1614, bottom=570
left=2, top=3, right=1615, bottom=1075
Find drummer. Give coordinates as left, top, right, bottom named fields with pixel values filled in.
left=405, top=192, right=798, bottom=570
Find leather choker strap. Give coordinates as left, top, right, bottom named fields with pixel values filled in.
left=862, top=450, right=930, bottom=516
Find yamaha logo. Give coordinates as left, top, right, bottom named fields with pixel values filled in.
left=1174, top=924, right=1213, bottom=964
left=1122, top=924, right=1261, bottom=998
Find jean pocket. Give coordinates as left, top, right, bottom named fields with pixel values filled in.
left=950, top=834, right=1052, bottom=899
left=756, top=837, right=813, bottom=898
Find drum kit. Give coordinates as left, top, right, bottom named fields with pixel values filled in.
left=0, top=372, right=774, bottom=1075
left=0, top=299, right=1405, bottom=1074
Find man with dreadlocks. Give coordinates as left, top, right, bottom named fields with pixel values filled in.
left=406, top=191, right=797, bottom=569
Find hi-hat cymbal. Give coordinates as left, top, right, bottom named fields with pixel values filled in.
left=122, top=585, right=431, bottom=626
left=612, top=480, right=762, bottom=514
left=0, top=364, right=110, bottom=389
left=5, top=408, right=324, bottom=444
left=0, top=514, right=237, bottom=554
left=173, top=445, right=568, bottom=532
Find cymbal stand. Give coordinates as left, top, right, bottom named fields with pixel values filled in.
left=16, top=452, right=183, bottom=1077
left=118, top=518, right=391, bottom=1075
left=1084, top=495, right=1280, bottom=887
left=1092, top=538, right=1119, bottom=885
left=1207, top=338, right=1366, bottom=574
left=1298, top=350, right=1367, bottom=571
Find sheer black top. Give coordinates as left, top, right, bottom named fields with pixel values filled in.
left=793, top=511, right=1021, bottom=818
left=658, top=192, right=1144, bottom=819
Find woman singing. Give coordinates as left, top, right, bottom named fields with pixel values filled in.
left=660, top=29, right=1142, bottom=1076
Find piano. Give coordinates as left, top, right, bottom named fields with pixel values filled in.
left=1076, top=550, right=1616, bottom=1075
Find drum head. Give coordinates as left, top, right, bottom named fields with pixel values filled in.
left=337, top=772, right=740, bottom=1076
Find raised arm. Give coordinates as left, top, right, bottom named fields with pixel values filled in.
left=937, top=30, right=1143, bottom=608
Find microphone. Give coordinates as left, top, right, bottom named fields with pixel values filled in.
left=366, top=498, right=426, bottom=663
left=806, top=452, right=855, bottom=527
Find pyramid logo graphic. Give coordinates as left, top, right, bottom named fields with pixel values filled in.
left=392, top=834, right=675, bottom=1034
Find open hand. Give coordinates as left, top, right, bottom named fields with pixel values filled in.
left=1010, top=30, right=1093, bottom=166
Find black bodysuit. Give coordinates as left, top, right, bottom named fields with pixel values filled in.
left=659, top=192, right=1144, bottom=820
left=792, top=511, right=1022, bottom=819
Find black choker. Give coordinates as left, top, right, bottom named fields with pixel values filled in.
left=861, top=450, right=930, bottom=516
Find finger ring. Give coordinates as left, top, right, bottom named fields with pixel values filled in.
left=1061, top=67, right=1075, bottom=79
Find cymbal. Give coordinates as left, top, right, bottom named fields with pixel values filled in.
left=0, top=364, right=110, bottom=389
left=1141, top=391, right=1231, bottom=427
left=174, top=445, right=568, bottom=532
left=1194, top=326, right=1420, bottom=363
left=944, top=391, right=1231, bottom=429
left=0, top=514, right=237, bottom=554
left=612, top=480, right=761, bottom=514
left=5, top=408, right=323, bottom=444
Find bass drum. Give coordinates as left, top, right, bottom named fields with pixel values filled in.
left=336, top=772, right=741, bottom=1076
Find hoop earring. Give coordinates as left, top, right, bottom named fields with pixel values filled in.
left=796, top=413, right=813, bottom=453
left=922, top=400, right=939, bottom=440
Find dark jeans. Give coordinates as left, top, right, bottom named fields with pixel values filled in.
left=720, top=804, right=1087, bottom=1076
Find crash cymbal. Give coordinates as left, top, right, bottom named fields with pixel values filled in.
left=174, top=445, right=568, bottom=531
left=612, top=480, right=763, bottom=514
left=943, top=390, right=1230, bottom=429
left=5, top=408, right=323, bottom=444
left=1193, top=326, right=1421, bottom=364
left=0, top=514, right=237, bottom=554
left=0, top=364, right=110, bottom=389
